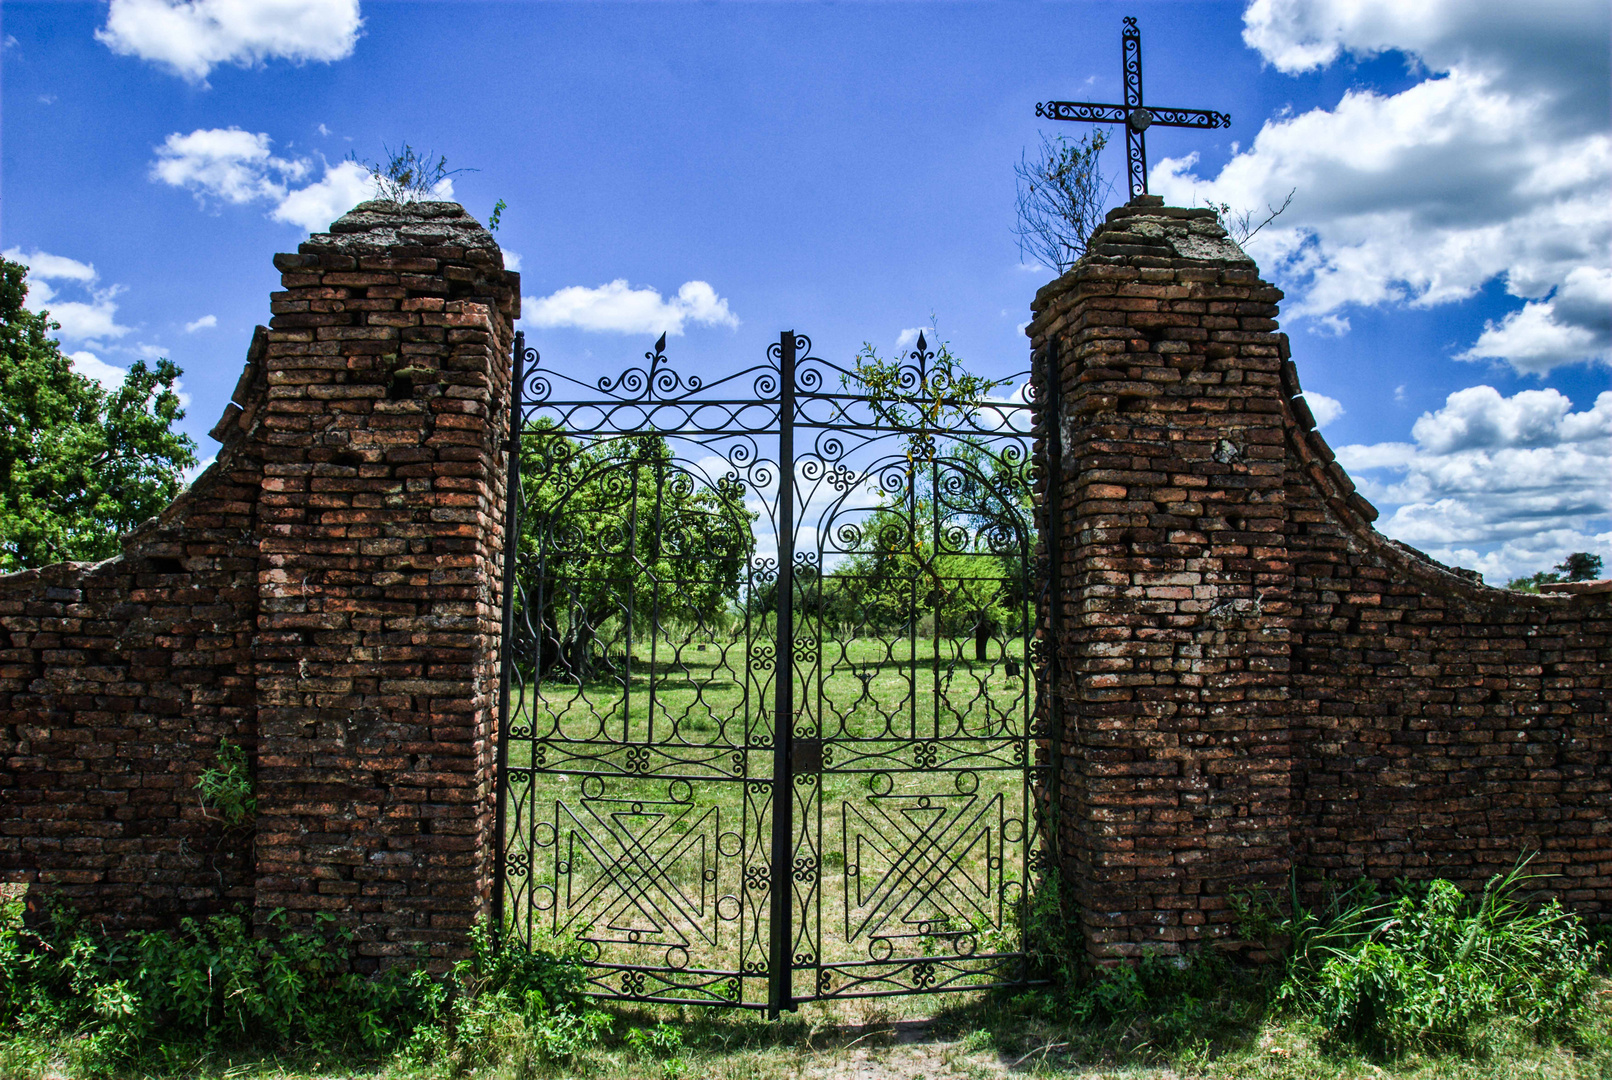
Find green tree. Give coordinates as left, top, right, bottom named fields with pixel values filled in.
left=517, top=423, right=754, bottom=679
left=1556, top=551, right=1603, bottom=581
left=0, top=259, right=197, bottom=572
left=1506, top=551, right=1605, bottom=592
left=826, top=329, right=1034, bottom=652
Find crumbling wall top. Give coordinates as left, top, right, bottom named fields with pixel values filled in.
left=300, top=199, right=505, bottom=265
left=1084, top=200, right=1254, bottom=267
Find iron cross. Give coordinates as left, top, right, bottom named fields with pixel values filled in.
left=1036, top=16, right=1231, bottom=203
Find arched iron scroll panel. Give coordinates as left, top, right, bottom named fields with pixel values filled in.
left=496, top=329, right=1051, bottom=1014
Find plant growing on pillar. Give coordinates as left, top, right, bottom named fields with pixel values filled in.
left=349, top=144, right=474, bottom=203
left=1014, top=129, right=1113, bottom=272
left=195, top=739, right=255, bottom=828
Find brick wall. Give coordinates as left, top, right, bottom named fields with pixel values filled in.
left=0, top=332, right=268, bottom=927
left=1031, top=197, right=1611, bottom=961
left=4, top=194, right=1602, bottom=969
left=0, top=202, right=519, bottom=961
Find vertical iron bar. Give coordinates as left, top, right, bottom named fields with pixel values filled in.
left=930, top=453, right=941, bottom=741
left=494, top=332, right=525, bottom=941
left=625, top=469, right=638, bottom=743
left=1126, top=129, right=1148, bottom=202
left=648, top=464, right=664, bottom=745
left=1122, top=17, right=1147, bottom=200
left=1040, top=338, right=1065, bottom=889
left=769, top=330, right=796, bottom=1017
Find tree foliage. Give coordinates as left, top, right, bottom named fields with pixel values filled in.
left=517, top=423, right=754, bottom=678
left=0, top=259, right=197, bottom=572
left=820, top=329, right=1034, bottom=643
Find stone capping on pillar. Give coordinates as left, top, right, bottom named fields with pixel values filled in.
left=1030, top=200, right=1611, bottom=963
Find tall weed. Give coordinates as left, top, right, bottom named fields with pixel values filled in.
left=396, top=921, right=611, bottom=1074
left=1275, top=857, right=1604, bottom=1054
left=1016, top=868, right=1267, bottom=1051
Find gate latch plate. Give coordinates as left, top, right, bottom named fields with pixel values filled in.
left=791, top=738, right=822, bottom=775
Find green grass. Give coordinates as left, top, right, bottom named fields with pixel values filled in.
left=501, top=630, right=1040, bottom=1006
left=2, top=977, right=1607, bottom=1079
left=3, top=866, right=1607, bottom=1079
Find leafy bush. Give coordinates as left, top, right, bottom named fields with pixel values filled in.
left=625, top=1021, right=689, bottom=1079
left=1276, top=860, right=1604, bottom=1053
left=0, top=897, right=605, bottom=1076
left=1016, top=868, right=1266, bottom=1050
left=398, top=920, right=611, bottom=1073
left=0, top=899, right=443, bottom=1071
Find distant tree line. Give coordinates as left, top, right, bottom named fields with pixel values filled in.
left=1506, top=552, right=1604, bottom=593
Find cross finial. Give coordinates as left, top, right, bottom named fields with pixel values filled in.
left=1036, top=15, right=1230, bottom=202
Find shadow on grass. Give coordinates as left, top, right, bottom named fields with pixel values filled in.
left=6, top=973, right=1607, bottom=1080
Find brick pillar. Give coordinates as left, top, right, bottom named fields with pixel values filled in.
left=1031, top=198, right=1293, bottom=961
left=251, top=201, right=519, bottom=963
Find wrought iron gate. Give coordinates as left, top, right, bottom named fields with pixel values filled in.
left=496, top=329, right=1048, bottom=1013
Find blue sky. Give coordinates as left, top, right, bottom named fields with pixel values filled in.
left=3, top=0, right=1608, bottom=581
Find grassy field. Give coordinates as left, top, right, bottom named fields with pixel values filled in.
left=500, top=629, right=1043, bottom=1007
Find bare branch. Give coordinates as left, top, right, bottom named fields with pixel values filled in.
left=1204, top=188, right=1296, bottom=247
left=1013, top=130, right=1114, bottom=274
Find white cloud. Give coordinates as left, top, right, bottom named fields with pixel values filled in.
left=1421, top=529, right=1611, bottom=586
left=1153, top=0, right=1611, bottom=375
left=270, top=159, right=378, bottom=232
left=1336, top=385, right=1612, bottom=578
left=69, top=350, right=128, bottom=388
left=184, top=314, right=217, bottom=332
left=151, top=129, right=386, bottom=233
left=1304, top=391, right=1345, bottom=427
left=44, top=296, right=131, bottom=342
left=502, top=250, right=522, bottom=272
left=895, top=327, right=927, bottom=351
left=3, top=248, right=132, bottom=343
left=3, top=249, right=96, bottom=286
left=522, top=280, right=739, bottom=336
left=152, top=127, right=307, bottom=205
left=1242, top=0, right=1609, bottom=109
left=96, top=0, right=362, bottom=84
left=1457, top=266, right=1612, bottom=373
